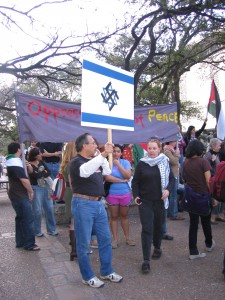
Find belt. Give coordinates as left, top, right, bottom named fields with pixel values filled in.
left=73, top=193, right=101, bottom=201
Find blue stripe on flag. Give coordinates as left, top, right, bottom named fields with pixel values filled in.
left=83, top=60, right=134, bottom=85
left=82, top=113, right=134, bottom=128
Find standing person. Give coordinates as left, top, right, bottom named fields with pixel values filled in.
left=28, top=147, right=58, bottom=237
left=6, top=142, right=40, bottom=251
left=177, top=125, right=186, bottom=172
left=27, top=141, right=40, bottom=153
left=59, top=141, right=77, bottom=260
left=204, top=138, right=224, bottom=223
left=0, top=161, right=3, bottom=179
left=105, top=144, right=135, bottom=249
left=183, top=140, right=215, bottom=260
left=164, top=140, right=184, bottom=220
left=70, top=133, right=123, bottom=288
left=184, top=118, right=208, bottom=153
left=219, top=141, right=225, bottom=162
left=39, top=142, right=63, bottom=179
left=132, top=138, right=174, bottom=274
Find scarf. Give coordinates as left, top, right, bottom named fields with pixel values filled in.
left=140, top=153, right=170, bottom=208
left=209, top=149, right=218, bottom=156
left=6, top=154, right=23, bottom=168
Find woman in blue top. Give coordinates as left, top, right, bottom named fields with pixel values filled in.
left=105, top=145, right=135, bottom=249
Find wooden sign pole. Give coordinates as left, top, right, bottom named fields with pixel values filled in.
left=107, top=128, right=113, bottom=169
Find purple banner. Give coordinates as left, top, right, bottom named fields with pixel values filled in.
left=15, top=92, right=178, bottom=144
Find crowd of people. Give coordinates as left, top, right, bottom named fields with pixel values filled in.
left=5, top=120, right=225, bottom=287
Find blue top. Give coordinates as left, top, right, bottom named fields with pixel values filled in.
left=109, top=159, right=131, bottom=195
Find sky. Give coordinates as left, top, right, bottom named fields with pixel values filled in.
left=0, top=0, right=132, bottom=61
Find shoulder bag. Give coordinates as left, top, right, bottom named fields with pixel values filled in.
left=182, top=185, right=211, bottom=216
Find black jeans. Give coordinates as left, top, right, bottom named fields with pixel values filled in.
left=139, top=200, right=164, bottom=261
left=189, top=212, right=212, bottom=255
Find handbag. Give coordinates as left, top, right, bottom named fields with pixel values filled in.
left=104, top=182, right=111, bottom=197
left=182, top=185, right=211, bottom=216
left=51, top=173, right=66, bottom=201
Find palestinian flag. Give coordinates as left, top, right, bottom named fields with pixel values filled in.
left=208, top=80, right=225, bottom=140
left=132, top=144, right=147, bottom=168
left=208, top=80, right=221, bottom=119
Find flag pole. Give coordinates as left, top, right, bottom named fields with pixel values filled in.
left=107, top=128, right=113, bottom=169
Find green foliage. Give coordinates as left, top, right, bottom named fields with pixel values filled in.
left=180, top=100, right=204, bottom=123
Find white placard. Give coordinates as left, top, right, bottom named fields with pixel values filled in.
left=81, top=58, right=134, bottom=131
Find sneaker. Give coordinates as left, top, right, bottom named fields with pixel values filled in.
left=36, top=233, right=44, bottom=237
left=90, top=240, right=98, bottom=249
left=100, top=272, right=123, bottom=283
left=162, top=234, right=174, bottom=241
left=206, top=240, right=215, bottom=252
left=25, top=244, right=40, bottom=251
left=189, top=252, right=206, bottom=260
left=141, top=261, right=150, bottom=274
left=47, top=231, right=59, bottom=236
left=82, top=276, right=104, bottom=288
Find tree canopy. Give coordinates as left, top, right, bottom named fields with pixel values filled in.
left=103, top=1, right=225, bottom=113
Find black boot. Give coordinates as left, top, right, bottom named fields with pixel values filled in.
left=69, top=230, right=77, bottom=261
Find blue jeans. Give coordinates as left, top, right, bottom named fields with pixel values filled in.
left=11, top=198, right=35, bottom=249
left=32, top=185, right=57, bottom=235
left=72, top=197, right=113, bottom=281
left=168, top=177, right=178, bottom=218
left=45, top=162, right=60, bottom=179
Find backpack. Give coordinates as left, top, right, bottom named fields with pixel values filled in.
left=209, top=161, right=225, bottom=202
left=51, top=173, right=66, bottom=201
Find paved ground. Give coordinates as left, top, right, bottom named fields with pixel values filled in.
left=0, top=188, right=225, bottom=300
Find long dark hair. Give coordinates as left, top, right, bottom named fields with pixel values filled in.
left=185, top=140, right=205, bottom=158
left=114, top=144, right=124, bottom=158
left=28, top=147, right=41, bottom=162
left=186, top=125, right=195, bottom=141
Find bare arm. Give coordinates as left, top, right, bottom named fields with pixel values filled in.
left=204, top=170, right=211, bottom=190
left=104, top=174, right=127, bottom=183
left=42, top=149, right=62, bottom=158
left=25, top=161, right=33, bottom=174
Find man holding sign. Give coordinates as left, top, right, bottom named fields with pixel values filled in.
left=70, top=133, right=123, bottom=288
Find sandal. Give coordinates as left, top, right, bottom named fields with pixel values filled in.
left=126, top=239, right=136, bottom=246
left=112, top=240, right=118, bottom=249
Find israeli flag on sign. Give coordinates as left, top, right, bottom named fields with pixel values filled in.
left=81, top=58, right=134, bottom=131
